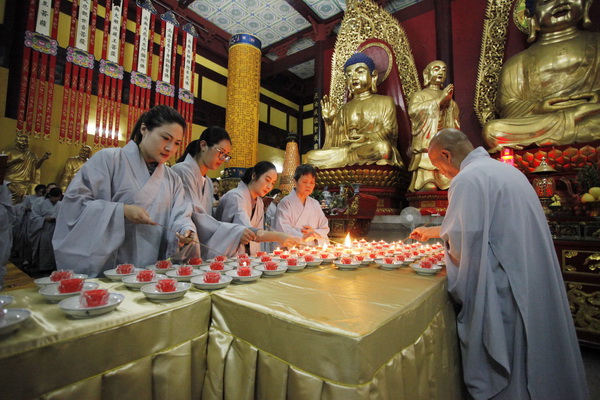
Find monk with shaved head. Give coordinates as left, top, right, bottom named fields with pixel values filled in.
left=411, top=128, right=588, bottom=399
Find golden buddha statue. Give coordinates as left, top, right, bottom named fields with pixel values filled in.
left=59, top=145, right=92, bottom=192
left=483, top=0, right=600, bottom=152
left=306, top=53, right=403, bottom=169
left=2, top=134, right=50, bottom=204
left=408, top=60, right=459, bottom=191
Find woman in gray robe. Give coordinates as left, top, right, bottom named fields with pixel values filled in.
left=29, top=187, right=62, bottom=274
left=172, top=126, right=254, bottom=259
left=215, top=161, right=304, bottom=255
left=53, top=106, right=197, bottom=277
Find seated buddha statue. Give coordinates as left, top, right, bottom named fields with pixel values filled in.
left=306, top=53, right=403, bottom=169
left=483, top=0, right=600, bottom=152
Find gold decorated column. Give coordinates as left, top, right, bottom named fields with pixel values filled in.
left=223, top=34, right=262, bottom=185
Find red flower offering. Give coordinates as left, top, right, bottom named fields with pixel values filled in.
left=156, top=278, right=178, bottom=292
left=341, top=257, right=352, bottom=265
left=412, top=250, right=420, bottom=257
left=188, top=257, right=203, bottom=266
left=215, top=255, right=227, bottom=262
left=386, top=249, right=395, bottom=254
left=58, top=278, right=84, bottom=293
left=237, top=253, right=249, bottom=259
left=384, top=257, right=394, bottom=264
left=333, top=251, right=342, bottom=258
left=289, top=248, right=298, bottom=254
left=116, top=264, right=134, bottom=274
left=204, top=272, right=220, bottom=283
left=238, top=259, right=250, bottom=267
left=310, top=251, right=319, bottom=255
left=279, top=253, right=290, bottom=260
left=260, top=256, right=272, bottom=263
left=303, top=255, right=315, bottom=262
left=210, top=262, right=224, bottom=271
left=155, top=260, right=172, bottom=269
left=369, top=253, right=377, bottom=259
left=420, top=260, right=433, bottom=269
left=355, top=255, right=365, bottom=262
left=320, top=253, right=330, bottom=259
left=395, top=255, right=406, bottom=262
left=237, top=266, right=251, bottom=276
left=265, top=261, right=279, bottom=270
left=81, top=289, right=109, bottom=307
left=177, top=266, right=194, bottom=276
left=273, top=249, right=283, bottom=256
left=256, top=251, right=267, bottom=257
left=50, top=270, right=74, bottom=282
left=287, top=258, right=298, bottom=266
left=297, top=252, right=305, bottom=257
left=137, top=270, right=156, bottom=282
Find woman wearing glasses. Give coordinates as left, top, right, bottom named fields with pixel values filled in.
left=173, top=127, right=299, bottom=258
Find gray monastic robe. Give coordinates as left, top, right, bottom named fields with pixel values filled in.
left=29, top=198, right=59, bottom=271
left=274, top=189, right=330, bottom=247
left=441, top=147, right=588, bottom=400
left=215, top=181, right=264, bottom=255
left=53, top=141, right=195, bottom=277
left=0, top=184, right=15, bottom=287
left=171, top=155, right=245, bottom=259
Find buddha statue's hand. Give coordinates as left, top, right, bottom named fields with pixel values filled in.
left=533, top=93, right=598, bottom=114
left=320, top=95, right=336, bottom=124
left=440, top=84, right=454, bottom=108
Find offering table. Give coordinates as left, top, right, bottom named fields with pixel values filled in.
left=203, top=265, right=463, bottom=400
left=0, top=280, right=211, bottom=400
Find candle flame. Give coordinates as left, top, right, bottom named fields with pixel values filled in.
left=323, top=242, right=328, bottom=251
left=344, top=233, right=351, bottom=248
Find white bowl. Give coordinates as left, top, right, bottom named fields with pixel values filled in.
left=255, top=264, right=288, bottom=277
left=333, top=260, right=361, bottom=270
left=165, top=268, right=203, bottom=281
left=279, top=261, right=306, bottom=272
left=0, top=295, right=14, bottom=307
left=411, top=264, right=443, bottom=276
left=207, top=257, right=230, bottom=264
left=39, top=282, right=100, bottom=303
left=318, top=256, right=336, bottom=264
left=199, top=264, right=234, bottom=274
left=141, top=282, right=191, bottom=301
left=190, top=274, right=233, bottom=290
left=34, top=274, right=88, bottom=288
left=375, top=259, right=405, bottom=270
left=253, top=256, right=280, bottom=263
left=0, top=308, right=31, bottom=336
left=121, top=274, right=167, bottom=290
left=225, top=269, right=262, bottom=283
left=59, top=293, right=124, bottom=318
left=146, top=263, right=179, bottom=272
left=299, top=257, right=323, bottom=267
left=103, top=267, right=143, bottom=281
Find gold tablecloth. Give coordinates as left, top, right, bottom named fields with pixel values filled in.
left=203, top=265, right=463, bottom=400
left=0, top=280, right=211, bottom=400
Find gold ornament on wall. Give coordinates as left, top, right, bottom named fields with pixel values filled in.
left=473, top=0, right=514, bottom=127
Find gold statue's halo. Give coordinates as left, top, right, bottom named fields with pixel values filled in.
left=358, top=42, right=393, bottom=85
left=513, top=0, right=529, bottom=33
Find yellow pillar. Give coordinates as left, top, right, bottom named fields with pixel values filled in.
left=223, top=34, right=262, bottom=183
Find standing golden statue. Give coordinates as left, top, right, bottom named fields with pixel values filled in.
left=1, top=134, right=50, bottom=204
left=306, top=53, right=403, bottom=168
left=408, top=60, right=459, bottom=191
left=59, top=145, right=92, bottom=192
left=483, top=0, right=600, bottom=152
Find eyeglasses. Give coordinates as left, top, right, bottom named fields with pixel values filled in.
left=213, top=145, right=232, bottom=163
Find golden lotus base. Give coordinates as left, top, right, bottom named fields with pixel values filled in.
left=499, top=140, right=600, bottom=174
left=316, top=165, right=410, bottom=215
left=405, top=191, right=448, bottom=216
